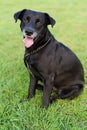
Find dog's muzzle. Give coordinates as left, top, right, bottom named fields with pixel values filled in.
left=23, top=29, right=37, bottom=38
left=22, top=29, right=37, bottom=48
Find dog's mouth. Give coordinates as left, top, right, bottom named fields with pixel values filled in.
left=23, top=29, right=38, bottom=48
left=23, top=36, right=34, bottom=48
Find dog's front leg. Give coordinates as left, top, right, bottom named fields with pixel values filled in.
left=42, top=76, right=54, bottom=108
left=27, top=74, right=37, bottom=99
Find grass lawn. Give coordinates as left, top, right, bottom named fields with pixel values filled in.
left=0, top=0, right=87, bottom=129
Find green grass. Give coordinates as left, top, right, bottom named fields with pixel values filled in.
left=0, top=0, right=87, bottom=130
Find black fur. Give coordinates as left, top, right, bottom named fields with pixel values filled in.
left=14, top=9, right=85, bottom=108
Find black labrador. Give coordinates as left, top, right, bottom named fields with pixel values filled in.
left=14, top=9, right=85, bottom=108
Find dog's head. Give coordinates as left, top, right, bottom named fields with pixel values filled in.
left=14, top=9, right=56, bottom=48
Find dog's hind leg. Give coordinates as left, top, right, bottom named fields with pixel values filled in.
left=51, top=85, right=84, bottom=103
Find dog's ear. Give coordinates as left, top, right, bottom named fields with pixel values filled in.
left=14, top=9, right=27, bottom=22
left=45, top=13, right=56, bottom=27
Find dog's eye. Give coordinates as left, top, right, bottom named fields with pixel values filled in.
left=36, top=19, right=41, bottom=25
left=23, top=18, right=28, bottom=23
left=23, top=17, right=30, bottom=23
left=27, top=17, right=30, bottom=21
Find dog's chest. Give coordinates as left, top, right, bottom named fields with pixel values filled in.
left=24, top=54, right=43, bottom=78
left=24, top=48, right=55, bottom=78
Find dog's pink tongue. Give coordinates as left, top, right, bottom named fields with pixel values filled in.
left=23, top=37, right=34, bottom=48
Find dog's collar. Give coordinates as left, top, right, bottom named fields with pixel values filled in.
left=24, top=38, right=51, bottom=58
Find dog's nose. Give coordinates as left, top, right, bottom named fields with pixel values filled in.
left=25, top=30, right=33, bottom=36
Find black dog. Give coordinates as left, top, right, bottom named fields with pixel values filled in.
left=14, top=9, right=85, bottom=108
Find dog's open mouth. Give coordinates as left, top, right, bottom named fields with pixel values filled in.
left=23, top=36, right=34, bottom=48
